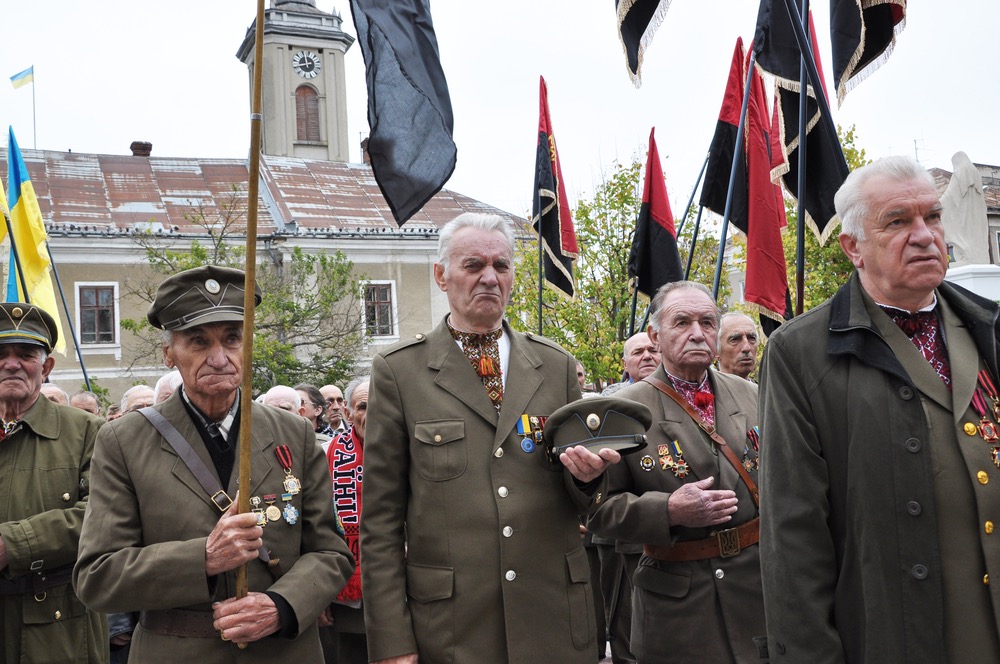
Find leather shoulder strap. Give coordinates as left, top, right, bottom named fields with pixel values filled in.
left=642, top=376, right=759, bottom=506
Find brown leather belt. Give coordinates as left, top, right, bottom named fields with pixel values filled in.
left=0, top=566, right=74, bottom=596
left=139, top=609, right=218, bottom=638
left=643, top=518, right=760, bottom=562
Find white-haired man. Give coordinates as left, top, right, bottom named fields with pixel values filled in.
left=362, top=212, right=619, bottom=664
left=759, top=156, right=1000, bottom=662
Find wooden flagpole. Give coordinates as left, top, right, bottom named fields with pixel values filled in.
left=235, top=0, right=266, bottom=611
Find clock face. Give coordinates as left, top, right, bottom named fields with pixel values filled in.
left=292, top=50, right=321, bottom=79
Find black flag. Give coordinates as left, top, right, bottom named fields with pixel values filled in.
left=628, top=128, right=682, bottom=298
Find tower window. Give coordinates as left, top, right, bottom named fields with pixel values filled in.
left=296, top=85, right=321, bottom=142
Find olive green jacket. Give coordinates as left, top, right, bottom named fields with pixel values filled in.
left=0, top=395, right=108, bottom=663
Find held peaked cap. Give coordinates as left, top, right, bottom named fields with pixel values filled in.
left=0, top=303, right=58, bottom=351
left=147, top=265, right=262, bottom=331
left=544, top=396, right=651, bottom=456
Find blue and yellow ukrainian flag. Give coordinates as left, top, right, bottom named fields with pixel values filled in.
left=2, top=127, right=65, bottom=353
left=9, top=66, right=33, bottom=90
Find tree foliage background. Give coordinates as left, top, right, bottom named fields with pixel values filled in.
left=120, top=185, right=365, bottom=394
left=509, top=158, right=729, bottom=390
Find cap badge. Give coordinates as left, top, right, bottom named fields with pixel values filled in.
left=11, top=307, right=22, bottom=318
left=586, top=413, right=601, bottom=430
left=205, top=278, right=221, bottom=294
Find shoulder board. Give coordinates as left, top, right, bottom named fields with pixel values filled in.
left=524, top=332, right=568, bottom=354
left=379, top=332, right=428, bottom=357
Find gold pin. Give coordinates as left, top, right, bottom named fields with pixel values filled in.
left=965, top=422, right=980, bottom=436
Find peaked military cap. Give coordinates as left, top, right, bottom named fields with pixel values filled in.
left=0, top=302, right=58, bottom=351
left=544, top=396, right=651, bottom=456
left=147, top=265, right=262, bottom=331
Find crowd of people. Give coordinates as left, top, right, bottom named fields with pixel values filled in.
left=2, top=155, right=998, bottom=664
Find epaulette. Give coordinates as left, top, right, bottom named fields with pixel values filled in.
left=524, top=332, right=569, bottom=355
left=379, top=332, right=428, bottom=357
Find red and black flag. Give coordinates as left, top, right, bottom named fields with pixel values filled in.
left=831, top=0, right=906, bottom=104
left=628, top=128, right=683, bottom=299
left=532, top=77, right=578, bottom=298
left=744, top=61, right=791, bottom=329
left=699, top=38, right=750, bottom=234
left=349, top=0, right=457, bottom=225
left=754, top=4, right=847, bottom=244
left=616, top=0, right=672, bottom=87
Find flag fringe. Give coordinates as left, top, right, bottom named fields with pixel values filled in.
left=835, top=1, right=906, bottom=106
left=618, top=0, right=673, bottom=88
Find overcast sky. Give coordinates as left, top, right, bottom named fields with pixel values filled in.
left=0, top=1, right=996, bottom=221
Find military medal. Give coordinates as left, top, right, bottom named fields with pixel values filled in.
left=250, top=496, right=267, bottom=526
left=518, top=414, right=547, bottom=454
left=639, top=454, right=655, bottom=471
left=263, top=494, right=282, bottom=523
left=275, top=445, right=301, bottom=495
left=283, top=504, right=299, bottom=524
left=972, top=388, right=1000, bottom=443
left=656, top=444, right=675, bottom=471
left=979, top=370, right=1000, bottom=421
left=742, top=427, right=761, bottom=472
left=668, top=440, right=689, bottom=478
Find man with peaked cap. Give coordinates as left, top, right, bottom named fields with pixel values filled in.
left=361, top=213, right=620, bottom=664
left=0, top=303, right=108, bottom=663
left=74, top=265, right=354, bottom=663
left=587, top=281, right=767, bottom=663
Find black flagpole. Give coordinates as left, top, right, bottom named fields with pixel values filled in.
left=536, top=187, right=544, bottom=336
left=2, top=211, right=31, bottom=301
left=684, top=204, right=706, bottom=281
left=794, top=0, right=810, bottom=316
left=45, top=243, right=91, bottom=390
left=711, top=49, right=757, bottom=301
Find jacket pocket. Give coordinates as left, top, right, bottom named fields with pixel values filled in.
left=565, top=547, right=595, bottom=651
left=21, top=584, right=93, bottom=664
left=406, top=562, right=455, bottom=661
left=413, top=420, right=468, bottom=481
left=633, top=558, right=692, bottom=598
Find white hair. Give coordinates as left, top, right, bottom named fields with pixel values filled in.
left=835, top=156, right=937, bottom=241
left=437, top=213, right=515, bottom=269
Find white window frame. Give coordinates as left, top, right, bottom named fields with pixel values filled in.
left=362, top=280, right=399, bottom=343
left=76, top=281, right=121, bottom=358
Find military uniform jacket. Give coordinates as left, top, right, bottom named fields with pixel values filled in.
left=587, top=365, right=766, bottom=663
left=74, top=393, right=354, bottom=664
left=758, top=273, right=1000, bottom=664
left=0, top=396, right=107, bottom=664
left=361, top=318, right=602, bottom=664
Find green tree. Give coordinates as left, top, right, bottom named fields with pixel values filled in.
left=121, top=184, right=365, bottom=393
left=509, top=158, right=730, bottom=391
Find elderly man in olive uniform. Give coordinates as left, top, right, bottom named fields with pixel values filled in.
left=588, top=281, right=766, bottom=663
left=74, top=265, right=354, bottom=663
left=0, top=303, right=108, bottom=663
left=361, top=212, right=620, bottom=664
left=759, top=156, right=1000, bottom=663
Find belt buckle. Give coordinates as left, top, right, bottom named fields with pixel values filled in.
left=717, top=527, right=741, bottom=558
left=211, top=490, right=233, bottom=513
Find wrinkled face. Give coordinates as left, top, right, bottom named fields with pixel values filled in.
left=0, top=344, right=53, bottom=406
left=649, top=289, right=719, bottom=382
left=71, top=394, right=101, bottom=415
left=321, top=385, right=344, bottom=424
left=348, top=382, right=369, bottom=443
left=163, top=323, right=243, bottom=406
left=839, top=175, right=947, bottom=310
left=434, top=227, right=513, bottom=333
left=718, top=317, right=758, bottom=379
left=623, top=333, right=659, bottom=382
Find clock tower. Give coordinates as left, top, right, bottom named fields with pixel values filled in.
left=236, top=0, right=354, bottom=161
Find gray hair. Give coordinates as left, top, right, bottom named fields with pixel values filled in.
left=121, top=385, right=155, bottom=413
left=835, top=156, right=937, bottom=240
left=437, top=213, right=515, bottom=269
left=648, top=281, right=719, bottom=332
left=153, top=370, right=182, bottom=402
left=717, top=311, right=756, bottom=344
left=264, top=385, right=301, bottom=409
left=344, top=374, right=371, bottom=410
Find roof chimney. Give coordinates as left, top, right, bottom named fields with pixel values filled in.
left=360, top=137, right=370, bottom=165
left=130, top=141, right=152, bottom=157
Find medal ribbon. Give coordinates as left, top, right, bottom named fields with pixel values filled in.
left=973, top=389, right=991, bottom=418
left=275, top=445, right=294, bottom=472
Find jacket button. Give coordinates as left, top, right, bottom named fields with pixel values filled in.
left=433, top=434, right=442, bottom=443
left=899, top=386, right=914, bottom=400
left=904, top=438, right=921, bottom=453
left=505, top=570, right=516, bottom=581
left=911, top=564, right=928, bottom=580
left=498, top=487, right=509, bottom=498
left=502, top=526, right=513, bottom=537
left=61, top=493, right=71, bottom=502
left=494, top=448, right=504, bottom=458
left=979, top=471, right=990, bottom=485
left=54, top=610, right=62, bottom=620
left=985, top=574, right=991, bottom=586
left=714, top=569, right=724, bottom=579
left=987, top=521, right=995, bottom=535
left=906, top=501, right=921, bottom=516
